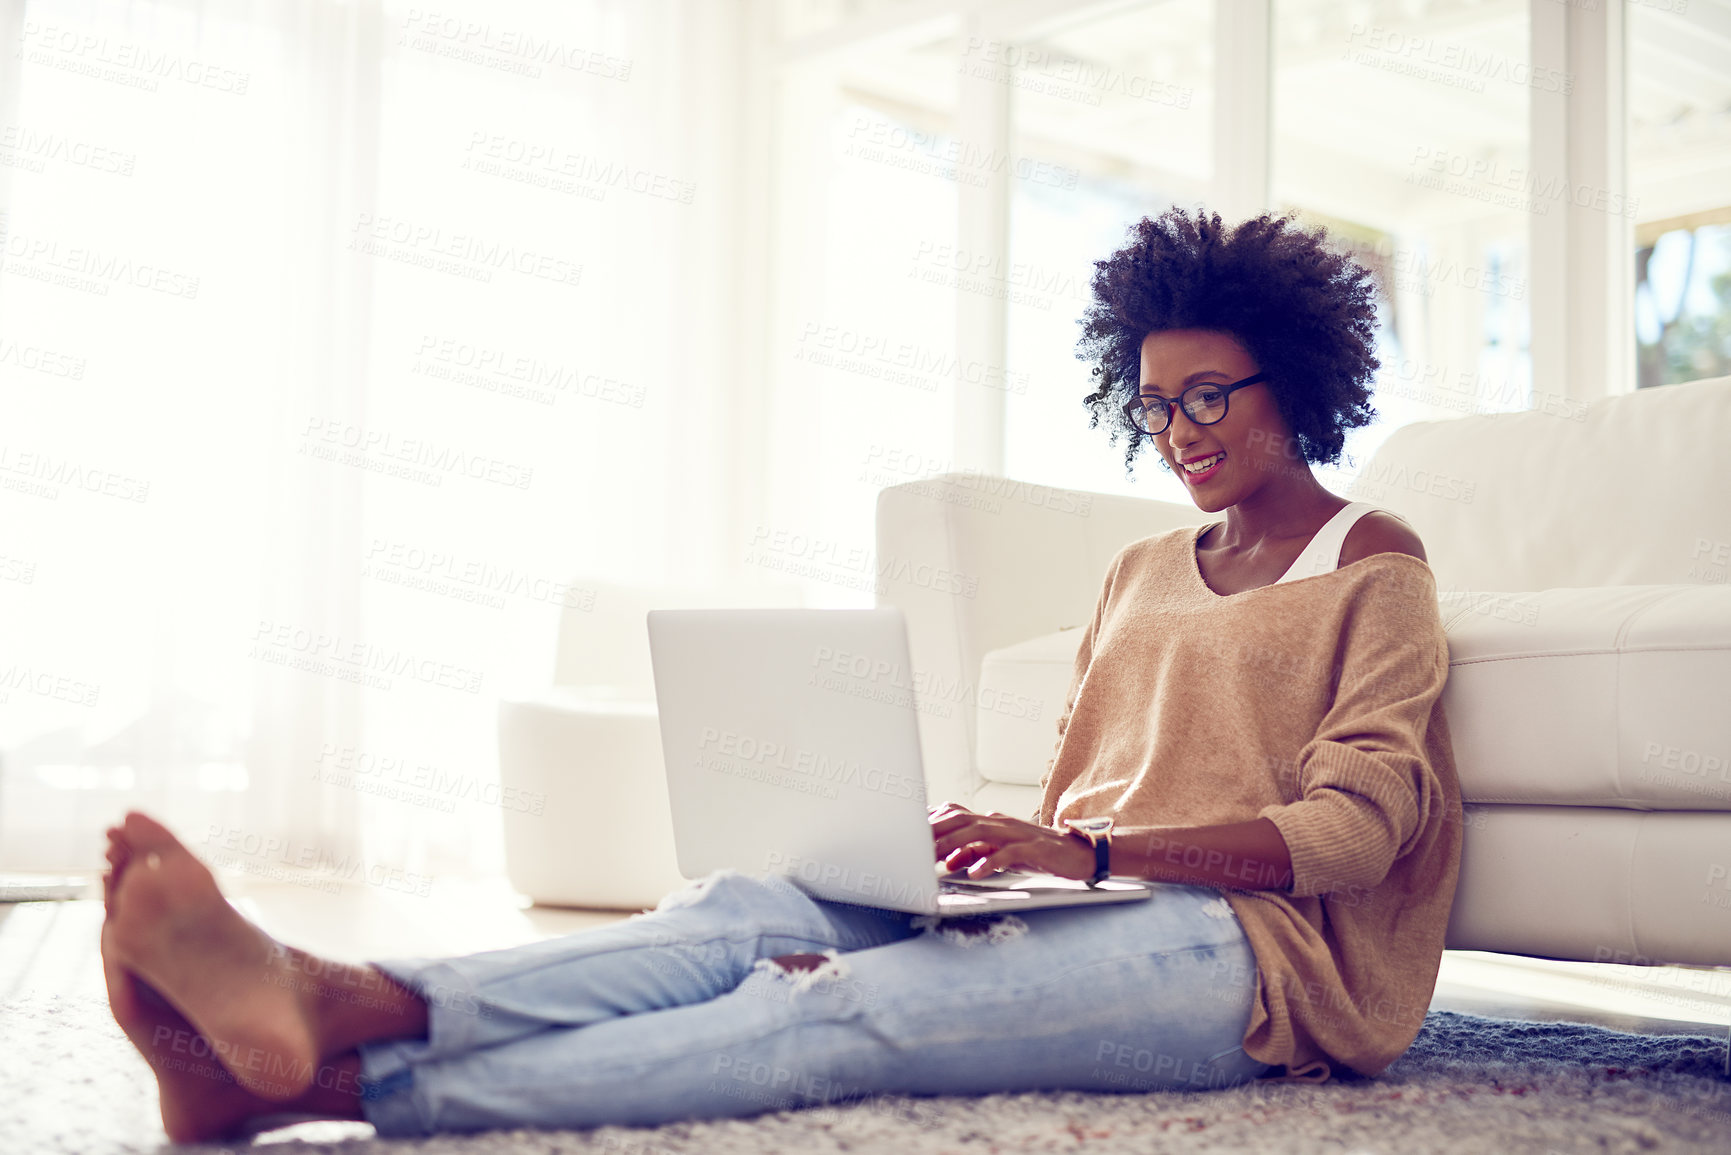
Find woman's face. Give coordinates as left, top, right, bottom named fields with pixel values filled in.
left=1137, top=328, right=1299, bottom=513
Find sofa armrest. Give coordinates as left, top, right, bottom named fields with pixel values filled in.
left=873, top=472, right=1202, bottom=808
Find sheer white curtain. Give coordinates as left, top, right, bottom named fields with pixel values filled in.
left=0, top=0, right=744, bottom=880
left=243, top=0, right=382, bottom=872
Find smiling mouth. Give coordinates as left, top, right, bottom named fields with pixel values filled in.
left=1178, top=451, right=1226, bottom=477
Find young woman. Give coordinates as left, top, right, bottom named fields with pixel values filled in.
left=100, top=207, right=1461, bottom=1140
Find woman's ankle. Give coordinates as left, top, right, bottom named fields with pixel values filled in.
left=303, top=960, right=430, bottom=1057
left=281, top=1051, right=369, bottom=1122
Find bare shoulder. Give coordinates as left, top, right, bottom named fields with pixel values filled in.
left=1339, top=509, right=1428, bottom=566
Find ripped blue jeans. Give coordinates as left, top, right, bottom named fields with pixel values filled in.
left=356, top=870, right=1271, bottom=1135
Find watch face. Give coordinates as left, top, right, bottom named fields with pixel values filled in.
left=1067, top=817, right=1112, bottom=835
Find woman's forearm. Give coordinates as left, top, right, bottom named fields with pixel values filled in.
left=1108, top=818, right=1293, bottom=891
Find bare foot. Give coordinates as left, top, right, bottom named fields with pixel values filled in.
left=100, top=934, right=291, bottom=1141
left=105, top=811, right=322, bottom=1100
left=103, top=820, right=133, bottom=916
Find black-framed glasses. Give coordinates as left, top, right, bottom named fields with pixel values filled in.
left=1123, top=371, right=1270, bottom=437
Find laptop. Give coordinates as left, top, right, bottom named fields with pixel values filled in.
left=0, top=756, right=95, bottom=902
left=645, top=606, right=1152, bottom=915
left=0, top=875, right=90, bottom=902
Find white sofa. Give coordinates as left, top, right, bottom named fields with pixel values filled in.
left=875, top=375, right=1731, bottom=967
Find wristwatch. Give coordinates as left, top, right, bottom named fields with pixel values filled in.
left=1063, top=816, right=1114, bottom=884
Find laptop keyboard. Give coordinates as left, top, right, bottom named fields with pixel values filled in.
left=938, top=870, right=1091, bottom=892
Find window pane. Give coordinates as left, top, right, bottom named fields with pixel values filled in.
left=1629, top=3, right=1731, bottom=388
left=1002, top=0, right=1212, bottom=502
left=1273, top=0, right=1532, bottom=485
left=766, top=43, right=960, bottom=607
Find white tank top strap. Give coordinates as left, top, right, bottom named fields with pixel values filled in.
left=1273, top=502, right=1384, bottom=584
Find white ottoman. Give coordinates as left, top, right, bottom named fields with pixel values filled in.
left=497, top=687, right=689, bottom=910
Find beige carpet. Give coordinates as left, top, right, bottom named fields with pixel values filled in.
left=4, top=900, right=1729, bottom=1153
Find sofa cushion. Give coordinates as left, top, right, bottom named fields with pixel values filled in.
left=975, top=584, right=1731, bottom=811
left=1446, top=805, right=1731, bottom=966
left=1360, top=374, right=1731, bottom=592
left=1439, top=584, right=1731, bottom=809
left=974, top=627, right=1090, bottom=788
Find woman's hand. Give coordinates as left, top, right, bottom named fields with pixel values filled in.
left=927, top=801, right=1095, bottom=880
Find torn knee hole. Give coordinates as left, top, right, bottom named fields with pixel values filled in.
left=753, top=948, right=852, bottom=993
left=910, top=913, right=1029, bottom=948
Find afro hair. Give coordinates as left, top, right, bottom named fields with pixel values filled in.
left=1076, top=206, right=1381, bottom=477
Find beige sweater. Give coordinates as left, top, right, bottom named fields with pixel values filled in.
left=1037, top=523, right=1463, bottom=1081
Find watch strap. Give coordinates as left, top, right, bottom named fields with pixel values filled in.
left=1090, top=831, right=1110, bottom=883
left=1064, top=819, right=1112, bottom=884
